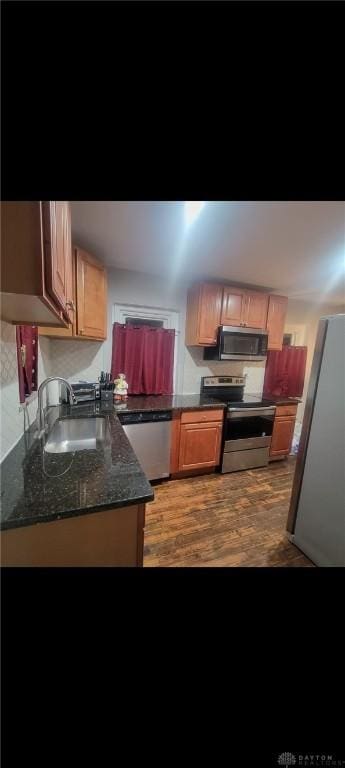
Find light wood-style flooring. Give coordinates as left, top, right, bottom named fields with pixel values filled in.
left=144, top=457, right=314, bottom=567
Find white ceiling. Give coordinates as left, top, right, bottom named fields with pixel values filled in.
left=71, top=201, right=345, bottom=305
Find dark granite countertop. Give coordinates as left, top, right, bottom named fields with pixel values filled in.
left=113, top=394, right=227, bottom=414
left=0, top=402, right=154, bottom=532
left=262, top=396, right=302, bottom=406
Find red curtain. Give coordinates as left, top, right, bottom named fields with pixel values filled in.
left=263, top=346, right=307, bottom=398
left=16, top=325, right=38, bottom=404
left=111, top=323, right=175, bottom=395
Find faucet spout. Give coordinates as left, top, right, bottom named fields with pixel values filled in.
left=36, top=377, right=77, bottom=437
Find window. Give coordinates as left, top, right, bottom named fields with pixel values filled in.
left=111, top=323, right=175, bottom=395
left=113, top=303, right=180, bottom=392
left=125, top=317, right=163, bottom=328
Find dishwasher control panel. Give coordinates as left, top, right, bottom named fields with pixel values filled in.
left=118, top=410, right=172, bottom=425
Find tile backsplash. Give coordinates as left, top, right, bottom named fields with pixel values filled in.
left=182, top=344, right=265, bottom=395
left=48, top=339, right=105, bottom=383
left=0, top=324, right=106, bottom=462
left=0, top=321, right=51, bottom=461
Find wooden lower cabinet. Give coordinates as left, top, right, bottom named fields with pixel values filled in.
left=179, top=422, right=222, bottom=470
left=269, top=404, right=297, bottom=459
left=171, top=409, right=224, bottom=475
left=1, top=503, right=146, bottom=567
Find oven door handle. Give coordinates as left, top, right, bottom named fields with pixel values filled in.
left=227, top=407, right=276, bottom=418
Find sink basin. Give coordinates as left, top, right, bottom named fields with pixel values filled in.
left=44, top=417, right=106, bottom=454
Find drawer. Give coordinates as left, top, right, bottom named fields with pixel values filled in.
left=180, top=409, right=224, bottom=424
left=275, top=404, right=298, bottom=417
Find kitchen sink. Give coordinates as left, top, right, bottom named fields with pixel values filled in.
left=44, top=417, right=107, bottom=454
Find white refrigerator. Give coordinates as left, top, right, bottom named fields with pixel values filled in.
left=287, top=314, right=345, bottom=566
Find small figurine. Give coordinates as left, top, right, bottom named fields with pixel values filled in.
left=114, top=373, right=129, bottom=402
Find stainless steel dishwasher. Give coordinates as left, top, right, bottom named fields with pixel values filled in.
left=118, top=410, right=172, bottom=481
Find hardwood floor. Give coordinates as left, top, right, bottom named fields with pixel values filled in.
left=144, top=457, right=314, bottom=567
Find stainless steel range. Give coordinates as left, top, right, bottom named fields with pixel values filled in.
left=201, top=376, right=276, bottom=473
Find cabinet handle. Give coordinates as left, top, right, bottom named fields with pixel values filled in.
left=66, top=300, right=76, bottom=311
left=79, top=329, right=84, bottom=335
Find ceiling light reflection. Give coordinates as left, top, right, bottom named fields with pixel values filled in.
left=184, top=201, right=205, bottom=227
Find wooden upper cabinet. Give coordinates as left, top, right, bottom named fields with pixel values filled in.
left=243, top=291, right=269, bottom=329
left=39, top=246, right=108, bottom=341
left=42, top=202, right=73, bottom=323
left=266, top=295, right=288, bottom=350
left=0, top=202, right=70, bottom=327
left=221, top=287, right=245, bottom=326
left=39, top=242, right=76, bottom=338
left=185, top=282, right=222, bottom=346
left=186, top=281, right=286, bottom=345
left=221, top=287, right=268, bottom=328
left=76, top=247, right=107, bottom=339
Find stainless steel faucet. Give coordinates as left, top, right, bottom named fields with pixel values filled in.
left=36, top=377, right=78, bottom=437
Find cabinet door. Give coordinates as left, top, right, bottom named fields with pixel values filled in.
left=39, top=238, right=76, bottom=337
left=76, top=248, right=107, bottom=339
left=243, top=291, right=269, bottom=329
left=198, top=283, right=222, bottom=345
left=221, top=286, right=245, bottom=327
left=270, top=416, right=295, bottom=456
left=178, top=422, right=222, bottom=470
left=266, top=295, right=288, bottom=350
left=42, top=202, right=73, bottom=320
left=62, top=203, right=74, bottom=323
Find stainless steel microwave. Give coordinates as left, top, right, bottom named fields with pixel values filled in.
left=203, top=325, right=268, bottom=362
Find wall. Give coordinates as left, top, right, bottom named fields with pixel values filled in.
left=182, top=345, right=265, bottom=394
left=0, top=320, right=52, bottom=461
left=32, top=267, right=344, bottom=410
left=48, top=339, right=105, bottom=383
left=105, top=268, right=267, bottom=396
left=44, top=267, right=267, bottom=396
left=2, top=266, right=342, bottom=462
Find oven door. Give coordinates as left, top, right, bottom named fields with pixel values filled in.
left=224, top=407, right=275, bottom=452
left=220, top=326, right=268, bottom=361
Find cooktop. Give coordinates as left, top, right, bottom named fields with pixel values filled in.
left=200, top=376, right=275, bottom=409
